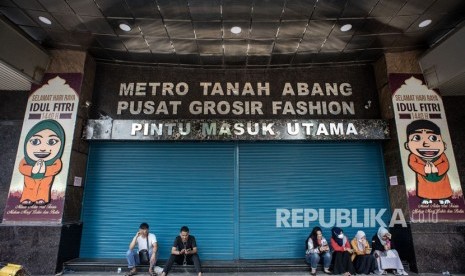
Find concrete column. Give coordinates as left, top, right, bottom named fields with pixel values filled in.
left=0, top=50, right=95, bottom=275
left=375, top=50, right=465, bottom=273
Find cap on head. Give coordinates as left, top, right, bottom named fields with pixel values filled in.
left=140, top=222, right=149, bottom=229
left=406, top=119, right=441, bottom=137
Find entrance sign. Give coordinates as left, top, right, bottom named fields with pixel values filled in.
left=390, top=74, right=465, bottom=222
left=85, top=119, right=388, bottom=141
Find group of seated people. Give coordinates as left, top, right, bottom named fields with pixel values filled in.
left=125, top=223, right=202, bottom=276
left=126, top=223, right=407, bottom=276
left=305, top=226, right=408, bottom=276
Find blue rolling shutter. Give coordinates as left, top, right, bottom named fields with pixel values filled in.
left=80, top=142, right=235, bottom=260
left=238, top=142, right=390, bottom=259
left=80, top=141, right=390, bottom=261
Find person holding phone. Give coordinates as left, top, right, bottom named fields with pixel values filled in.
left=160, top=226, right=202, bottom=276
left=330, top=227, right=356, bottom=276
left=350, top=230, right=376, bottom=274
left=372, top=227, right=408, bottom=275
left=305, top=226, right=332, bottom=275
left=125, top=222, right=158, bottom=276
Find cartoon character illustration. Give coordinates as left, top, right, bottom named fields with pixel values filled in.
left=404, top=119, right=452, bottom=205
left=19, top=119, right=65, bottom=206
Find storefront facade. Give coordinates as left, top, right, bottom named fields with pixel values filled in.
left=1, top=50, right=465, bottom=274
left=78, top=62, right=391, bottom=259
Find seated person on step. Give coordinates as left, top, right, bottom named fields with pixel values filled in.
left=330, top=227, right=356, bottom=276
left=371, top=227, right=408, bottom=275
left=125, top=222, right=158, bottom=276
left=161, top=226, right=202, bottom=276
left=305, top=226, right=332, bottom=275
left=351, top=230, right=377, bottom=274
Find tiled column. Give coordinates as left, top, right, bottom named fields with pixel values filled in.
left=0, top=50, right=95, bottom=275
left=375, top=50, right=465, bottom=273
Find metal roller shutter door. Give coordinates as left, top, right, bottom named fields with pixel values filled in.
left=80, top=141, right=390, bottom=261
left=80, top=142, right=235, bottom=260
left=238, top=142, right=391, bottom=259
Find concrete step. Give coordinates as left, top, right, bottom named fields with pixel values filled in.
left=64, top=258, right=310, bottom=274
left=63, top=258, right=410, bottom=274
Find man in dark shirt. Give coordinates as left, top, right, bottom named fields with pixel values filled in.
left=161, top=226, right=202, bottom=276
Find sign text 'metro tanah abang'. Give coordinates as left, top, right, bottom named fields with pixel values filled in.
left=116, top=81, right=355, bottom=117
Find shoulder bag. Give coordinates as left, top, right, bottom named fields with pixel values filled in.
left=139, top=235, right=150, bottom=265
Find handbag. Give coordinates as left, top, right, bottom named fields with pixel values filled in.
left=138, top=235, right=150, bottom=265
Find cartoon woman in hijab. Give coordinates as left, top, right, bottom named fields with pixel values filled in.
left=19, top=119, right=65, bottom=206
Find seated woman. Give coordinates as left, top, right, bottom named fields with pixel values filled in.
left=305, top=226, right=332, bottom=275
left=330, top=227, right=355, bottom=276
left=371, top=227, right=408, bottom=275
left=351, top=230, right=377, bottom=274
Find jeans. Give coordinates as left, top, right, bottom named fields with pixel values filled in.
left=305, top=252, right=332, bottom=269
left=126, top=249, right=157, bottom=269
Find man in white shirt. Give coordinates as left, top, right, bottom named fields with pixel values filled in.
left=126, top=222, right=158, bottom=276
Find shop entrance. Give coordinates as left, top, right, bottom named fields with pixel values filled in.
left=80, top=142, right=390, bottom=260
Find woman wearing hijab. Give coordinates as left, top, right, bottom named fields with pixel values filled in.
left=371, top=227, right=408, bottom=275
left=305, top=227, right=332, bottom=275
left=330, top=227, right=355, bottom=276
left=351, top=230, right=377, bottom=274
left=19, top=119, right=65, bottom=206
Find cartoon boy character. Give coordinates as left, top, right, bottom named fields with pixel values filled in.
left=404, top=119, right=452, bottom=205
left=19, top=119, right=65, bottom=206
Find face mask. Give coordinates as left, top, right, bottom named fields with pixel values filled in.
left=337, top=234, right=344, bottom=239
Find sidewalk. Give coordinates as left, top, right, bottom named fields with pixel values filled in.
left=55, top=271, right=459, bottom=276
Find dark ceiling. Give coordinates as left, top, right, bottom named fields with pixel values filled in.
left=1, top=0, right=465, bottom=68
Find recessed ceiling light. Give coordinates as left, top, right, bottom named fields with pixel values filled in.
left=119, top=23, right=132, bottom=32
left=231, top=26, right=242, bottom=34
left=340, top=24, right=352, bottom=32
left=38, top=16, right=52, bottom=25
left=418, top=19, right=432, bottom=28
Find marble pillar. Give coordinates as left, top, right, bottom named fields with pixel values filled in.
left=0, top=50, right=95, bottom=275
left=375, top=50, right=465, bottom=273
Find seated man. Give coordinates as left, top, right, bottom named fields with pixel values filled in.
left=125, top=222, right=158, bottom=276
left=161, top=226, right=202, bottom=276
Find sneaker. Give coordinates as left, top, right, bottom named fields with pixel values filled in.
left=126, top=268, right=137, bottom=276
left=311, top=268, right=317, bottom=275
left=154, top=266, right=163, bottom=275
left=324, top=268, right=332, bottom=274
